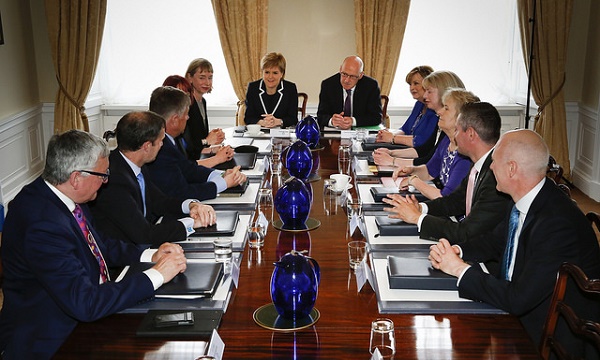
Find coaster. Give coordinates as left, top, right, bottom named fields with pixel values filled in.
left=253, top=303, right=320, bottom=332
left=273, top=218, right=321, bottom=232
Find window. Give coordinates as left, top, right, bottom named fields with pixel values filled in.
left=95, top=0, right=237, bottom=106
left=388, top=0, right=527, bottom=106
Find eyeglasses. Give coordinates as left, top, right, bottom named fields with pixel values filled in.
left=340, top=72, right=361, bottom=80
left=78, top=169, right=110, bottom=183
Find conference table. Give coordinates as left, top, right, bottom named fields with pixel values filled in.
left=56, top=136, right=539, bottom=359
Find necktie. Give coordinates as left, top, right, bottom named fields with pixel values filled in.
left=176, top=136, right=187, bottom=156
left=137, top=172, right=147, bottom=216
left=73, top=205, right=109, bottom=284
left=501, top=205, right=520, bottom=280
left=465, top=166, right=478, bottom=216
left=343, top=89, right=352, bottom=117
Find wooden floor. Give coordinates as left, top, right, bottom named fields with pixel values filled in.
left=0, top=184, right=598, bottom=310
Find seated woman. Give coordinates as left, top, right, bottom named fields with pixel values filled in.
left=373, top=70, right=465, bottom=169
left=162, top=75, right=234, bottom=169
left=244, top=52, right=299, bottom=128
left=182, top=58, right=225, bottom=161
left=375, top=66, right=438, bottom=158
left=391, top=88, right=479, bottom=200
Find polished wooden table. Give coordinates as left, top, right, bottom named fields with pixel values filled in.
left=56, top=138, right=538, bottom=359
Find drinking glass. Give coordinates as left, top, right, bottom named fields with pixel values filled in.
left=271, top=139, right=283, bottom=175
left=213, top=238, right=233, bottom=263
left=257, top=188, right=274, bottom=223
left=347, top=240, right=367, bottom=270
left=323, top=179, right=338, bottom=215
left=369, top=318, right=396, bottom=357
left=247, top=222, right=265, bottom=248
left=346, top=198, right=363, bottom=219
left=338, top=144, right=351, bottom=175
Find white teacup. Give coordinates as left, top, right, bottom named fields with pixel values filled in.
left=246, top=124, right=261, bottom=135
left=330, top=173, right=351, bottom=192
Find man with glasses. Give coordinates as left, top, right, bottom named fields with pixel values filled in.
left=317, top=55, right=383, bottom=130
left=0, top=130, right=188, bottom=359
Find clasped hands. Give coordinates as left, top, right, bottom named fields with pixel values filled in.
left=331, top=112, right=353, bottom=130
left=189, top=202, right=217, bottom=228
left=223, top=165, right=247, bottom=188
left=428, top=239, right=469, bottom=278
left=375, top=129, right=394, bottom=143
left=206, top=128, right=225, bottom=146
left=258, top=114, right=282, bottom=128
left=151, top=242, right=187, bottom=282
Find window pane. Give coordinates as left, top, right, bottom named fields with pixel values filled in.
left=389, top=0, right=524, bottom=106
left=96, top=0, right=237, bottom=106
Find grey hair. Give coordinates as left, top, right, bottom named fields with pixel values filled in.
left=42, top=130, right=109, bottom=185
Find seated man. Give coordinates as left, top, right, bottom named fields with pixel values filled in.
left=384, top=102, right=512, bottom=244
left=429, top=129, right=600, bottom=356
left=89, top=111, right=216, bottom=246
left=145, top=86, right=246, bottom=200
left=0, top=130, right=187, bottom=359
left=317, top=55, right=382, bottom=130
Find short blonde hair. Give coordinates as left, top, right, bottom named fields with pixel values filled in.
left=261, top=52, right=286, bottom=76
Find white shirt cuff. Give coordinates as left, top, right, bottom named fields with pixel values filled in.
left=178, top=217, right=195, bottom=236
left=140, top=249, right=157, bottom=262
left=181, top=199, right=201, bottom=214
left=143, top=268, right=164, bottom=291
left=208, top=170, right=227, bottom=193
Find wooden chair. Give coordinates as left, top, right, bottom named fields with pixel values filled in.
left=235, top=99, right=246, bottom=126
left=539, top=263, right=600, bottom=359
left=547, top=155, right=564, bottom=184
left=586, top=212, right=600, bottom=233
left=298, top=92, right=308, bottom=120
left=381, top=94, right=390, bottom=128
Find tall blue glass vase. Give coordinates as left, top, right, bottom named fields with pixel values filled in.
left=285, top=140, right=312, bottom=180
left=295, top=115, right=320, bottom=149
left=274, top=177, right=311, bottom=230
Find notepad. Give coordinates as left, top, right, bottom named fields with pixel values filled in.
left=123, top=262, right=224, bottom=296
left=375, top=216, right=419, bottom=236
left=218, top=180, right=250, bottom=197
left=200, top=152, right=257, bottom=170
left=369, top=187, right=427, bottom=202
left=387, top=253, right=456, bottom=291
left=189, top=210, right=239, bottom=237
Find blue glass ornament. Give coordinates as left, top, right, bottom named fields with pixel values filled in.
left=274, top=177, right=311, bottom=230
left=285, top=140, right=312, bottom=180
left=296, top=115, right=320, bottom=148
left=271, top=250, right=320, bottom=320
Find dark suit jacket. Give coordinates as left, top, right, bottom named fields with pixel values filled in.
left=420, top=151, right=513, bottom=243
left=181, top=97, right=208, bottom=161
left=459, top=179, right=600, bottom=351
left=0, top=177, right=154, bottom=359
left=244, top=79, right=299, bottom=128
left=89, top=150, right=188, bottom=246
left=146, top=136, right=217, bottom=201
left=317, top=73, right=382, bottom=129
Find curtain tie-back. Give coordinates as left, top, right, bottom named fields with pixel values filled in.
left=535, top=74, right=566, bottom=121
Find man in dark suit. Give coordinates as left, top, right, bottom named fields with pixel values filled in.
left=429, top=129, right=600, bottom=356
left=146, top=86, right=246, bottom=200
left=384, top=102, right=512, bottom=244
left=316, top=55, right=382, bottom=130
left=0, top=130, right=187, bottom=359
left=89, top=111, right=216, bottom=246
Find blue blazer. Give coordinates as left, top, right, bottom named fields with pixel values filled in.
left=89, top=150, right=188, bottom=246
left=0, top=177, right=154, bottom=359
left=244, top=79, right=299, bottom=128
left=317, top=73, right=382, bottom=129
left=146, top=136, right=218, bottom=201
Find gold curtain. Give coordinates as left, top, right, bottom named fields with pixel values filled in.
left=354, top=0, right=410, bottom=96
left=211, top=0, right=268, bottom=101
left=45, top=0, right=106, bottom=133
left=517, top=0, right=572, bottom=179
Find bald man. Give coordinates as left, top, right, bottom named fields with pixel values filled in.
left=317, top=55, right=382, bottom=130
left=429, top=129, right=600, bottom=356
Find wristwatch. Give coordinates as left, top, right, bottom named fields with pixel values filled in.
left=408, top=174, right=418, bottom=185
left=202, top=139, right=208, bottom=146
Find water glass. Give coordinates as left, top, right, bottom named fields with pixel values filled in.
left=355, top=128, right=368, bottom=142
left=346, top=198, right=363, bottom=219
left=271, top=139, right=283, bottom=175
left=338, top=144, right=351, bottom=175
left=347, top=240, right=367, bottom=270
left=323, top=179, right=338, bottom=215
left=213, top=238, right=233, bottom=263
left=247, top=222, right=265, bottom=249
left=369, top=318, right=396, bottom=357
left=257, top=188, right=274, bottom=222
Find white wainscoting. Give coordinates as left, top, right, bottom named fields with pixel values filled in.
left=0, top=106, right=46, bottom=203
left=572, top=104, right=600, bottom=201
